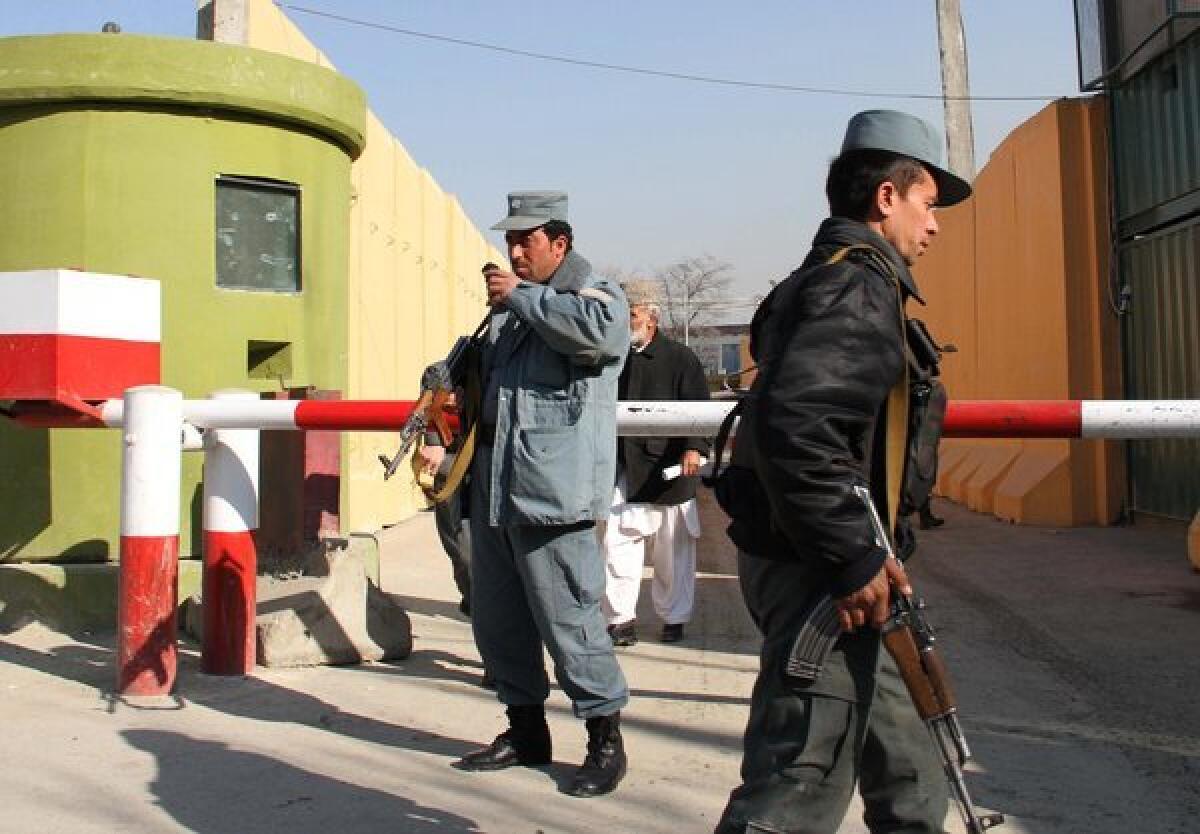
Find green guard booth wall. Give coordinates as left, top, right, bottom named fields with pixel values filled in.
left=0, top=34, right=366, bottom=562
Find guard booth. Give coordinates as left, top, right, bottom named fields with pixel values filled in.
left=0, top=33, right=365, bottom=582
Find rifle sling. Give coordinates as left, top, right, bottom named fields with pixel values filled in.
left=825, top=245, right=909, bottom=533
left=427, top=423, right=475, bottom=504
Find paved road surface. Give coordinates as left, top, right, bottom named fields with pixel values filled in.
left=1, top=499, right=1196, bottom=833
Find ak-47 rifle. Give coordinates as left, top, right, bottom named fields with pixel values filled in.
left=786, top=485, right=1004, bottom=833
left=377, top=263, right=496, bottom=481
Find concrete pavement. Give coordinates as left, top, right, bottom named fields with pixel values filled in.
left=1, top=497, right=1197, bottom=833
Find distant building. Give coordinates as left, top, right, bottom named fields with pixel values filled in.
left=680, top=324, right=751, bottom=382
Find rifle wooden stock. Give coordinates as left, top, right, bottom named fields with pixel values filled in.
left=429, top=388, right=454, bottom=446
left=922, top=642, right=958, bottom=715
left=882, top=602, right=959, bottom=722
left=882, top=624, right=945, bottom=720
left=883, top=592, right=1003, bottom=832
left=378, top=389, right=435, bottom=480
left=851, top=484, right=1002, bottom=831
left=378, top=308, right=489, bottom=482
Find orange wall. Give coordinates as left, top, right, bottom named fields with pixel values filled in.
left=914, top=98, right=1124, bottom=525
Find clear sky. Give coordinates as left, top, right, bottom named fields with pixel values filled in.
left=1, top=1, right=1082, bottom=318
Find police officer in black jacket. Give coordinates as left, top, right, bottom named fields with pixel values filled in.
left=715, top=111, right=972, bottom=833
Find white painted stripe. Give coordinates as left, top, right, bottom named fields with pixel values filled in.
left=100, top=399, right=301, bottom=430
left=1081, top=400, right=1200, bottom=438
left=617, top=400, right=736, bottom=436
left=100, top=399, right=126, bottom=427
left=184, top=399, right=301, bottom=430
left=203, top=391, right=260, bottom=533
left=0, top=270, right=160, bottom=342
left=120, top=386, right=182, bottom=537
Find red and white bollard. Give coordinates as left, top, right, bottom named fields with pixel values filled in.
left=117, top=385, right=183, bottom=695
left=201, top=390, right=260, bottom=675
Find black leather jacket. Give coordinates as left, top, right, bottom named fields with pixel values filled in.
left=730, top=217, right=918, bottom=596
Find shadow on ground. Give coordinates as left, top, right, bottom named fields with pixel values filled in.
left=123, top=729, right=484, bottom=833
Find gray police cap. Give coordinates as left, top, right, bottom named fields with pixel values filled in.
left=491, top=190, right=568, bottom=231
left=841, top=110, right=972, bottom=207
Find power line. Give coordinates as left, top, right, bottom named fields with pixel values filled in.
left=281, top=4, right=1063, bottom=103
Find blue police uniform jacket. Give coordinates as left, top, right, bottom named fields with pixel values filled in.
left=478, top=249, right=630, bottom=526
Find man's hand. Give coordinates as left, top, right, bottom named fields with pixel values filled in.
left=416, top=444, right=446, bottom=478
left=834, top=556, right=912, bottom=632
left=679, top=449, right=703, bottom=477
left=484, top=265, right=520, bottom=306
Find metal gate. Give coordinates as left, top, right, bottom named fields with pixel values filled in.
left=1119, top=220, right=1200, bottom=519
left=1111, top=28, right=1200, bottom=520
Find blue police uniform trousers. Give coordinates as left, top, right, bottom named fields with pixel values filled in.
left=468, top=445, right=629, bottom=718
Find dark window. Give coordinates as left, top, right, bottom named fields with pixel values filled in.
left=215, top=175, right=301, bottom=292
left=720, top=342, right=741, bottom=374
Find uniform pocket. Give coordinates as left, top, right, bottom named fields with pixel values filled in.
left=509, top=426, right=585, bottom=520
left=765, top=694, right=854, bottom=781
left=551, top=539, right=604, bottom=623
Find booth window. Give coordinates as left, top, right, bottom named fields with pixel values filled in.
left=215, top=175, right=301, bottom=292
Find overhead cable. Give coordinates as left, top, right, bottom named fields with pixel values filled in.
left=281, top=4, right=1063, bottom=102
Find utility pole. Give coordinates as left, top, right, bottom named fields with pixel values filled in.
left=683, top=290, right=690, bottom=346
left=935, top=0, right=975, bottom=179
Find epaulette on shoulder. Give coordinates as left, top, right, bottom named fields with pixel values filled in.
left=579, top=286, right=615, bottom=303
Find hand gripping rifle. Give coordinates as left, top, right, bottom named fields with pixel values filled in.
left=377, top=263, right=496, bottom=481
left=785, top=485, right=1004, bottom=833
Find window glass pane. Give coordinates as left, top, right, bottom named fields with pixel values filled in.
left=215, top=177, right=300, bottom=292
left=721, top=343, right=741, bottom=373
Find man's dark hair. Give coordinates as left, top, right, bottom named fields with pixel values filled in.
left=825, top=150, right=929, bottom=221
left=541, top=219, right=574, bottom=251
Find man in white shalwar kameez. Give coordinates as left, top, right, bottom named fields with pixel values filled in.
left=602, top=298, right=710, bottom=645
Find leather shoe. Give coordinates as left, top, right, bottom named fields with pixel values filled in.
left=454, top=705, right=551, bottom=771
left=608, top=620, right=638, bottom=647
left=661, top=623, right=685, bottom=643
left=569, top=712, right=627, bottom=797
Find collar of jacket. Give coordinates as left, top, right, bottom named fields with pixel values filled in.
left=634, top=330, right=661, bottom=358
left=810, top=217, right=925, bottom=305
left=546, top=249, right=593, bottom=294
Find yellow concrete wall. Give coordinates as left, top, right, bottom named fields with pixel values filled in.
left=241, top=0, right=501, bottom=531
left=915, top=98, right=1124, bottom=525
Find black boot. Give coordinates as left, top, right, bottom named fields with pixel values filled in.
left=607, top=620, right=638, bottom=647
left=454, top=705, right=552, bottom=771
left=568, top=712, right=627, bottom=797
left=918, top=505, right=945, bottom=529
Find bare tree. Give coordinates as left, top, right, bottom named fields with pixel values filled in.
left=655, top=255, right=734, bottom=345
left=594, top=263, right=634, bottom=286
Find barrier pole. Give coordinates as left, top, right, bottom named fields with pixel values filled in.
left=117, top=385, right=183, bottom=695
left=201, top=390, right=260, bottom=675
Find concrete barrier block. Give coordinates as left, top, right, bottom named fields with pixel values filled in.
left=182, top=546, right=411, bottom=667
left=256, top=546, right=411, bottom=667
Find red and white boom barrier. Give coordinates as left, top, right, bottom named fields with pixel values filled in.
left=89, top=397, right=1200, bottom=438
left=612, top=399, right=1200, bottom=439
left=27, top=392, right=1200, bottom=695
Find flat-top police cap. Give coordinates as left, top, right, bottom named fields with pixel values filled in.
left=841, top=110, right=973, bottom=207
left=491, top=191, right=568, bottom=231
